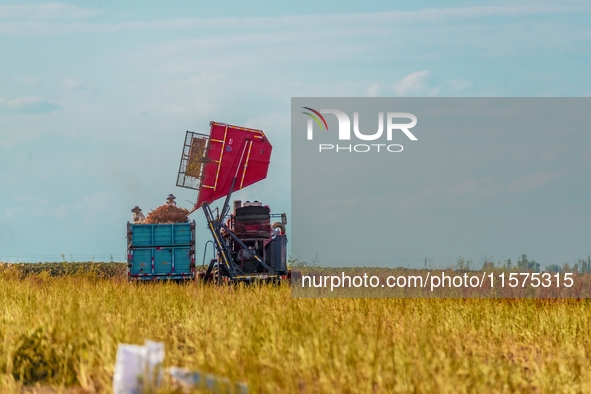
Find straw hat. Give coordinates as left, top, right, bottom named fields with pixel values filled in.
left=131, top=206, right=142, bottom=213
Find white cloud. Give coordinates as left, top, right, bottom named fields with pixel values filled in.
left=362, top=171, right=564, bottom=215
left=450, top=178, right=502, bottom=196
left=0, top=3, right=100, bottom=20
left=75, top=191, right=119, bottom=224
left=507, top=171, right=563, bottom=193
left=0, top=5, right=588, bottom=35
left=61, top=77, right=83, bottom=89
left=448, top=79, right=473, bottom=91
left=59, top=77, right=99, bottom=95
left=3, top=96, right=43, bottom=106
left=367, top=83, right=380, bottom=97
left=186, top=73, right=225, bottom=84
left=51, top=192, right=119, bottom=224
left=5, top=196, right=50, bottom=219
left=390, top=73, right=475, bottom=97
left=394, top=71, right=430, bottom=96
left=0, top=125, right=48, bottom=148
left=54, top=205, right=69, bottom=221
left=0, top=96, right=61, bottom=114
left=12, top=76, right=43, bottom=85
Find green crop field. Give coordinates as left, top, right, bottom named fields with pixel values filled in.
left=1, top=262, right=591, bottom=393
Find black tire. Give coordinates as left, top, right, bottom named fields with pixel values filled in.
left=212, top=265, right=220, bottom=284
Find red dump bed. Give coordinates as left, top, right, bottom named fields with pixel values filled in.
left=198, top=122, right=272, bottom=208
left=176, top=122, right=272, bottom=211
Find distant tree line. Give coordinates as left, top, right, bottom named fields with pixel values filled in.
left=480, top=255, right=591, bottom=273
left=546, top=256, right=591, bottom=273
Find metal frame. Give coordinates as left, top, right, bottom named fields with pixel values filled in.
left=176, top=131, right=210, bottom=191
left=200, top=148, right=282, bottom=283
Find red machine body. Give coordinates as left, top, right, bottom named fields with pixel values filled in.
left=177, top=122, right=272, bottom=211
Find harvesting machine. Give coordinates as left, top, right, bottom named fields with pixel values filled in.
left=176, top=122, right=291, bottom=284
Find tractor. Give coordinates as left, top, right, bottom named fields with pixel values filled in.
left=176, top=122, right=292, bottom=284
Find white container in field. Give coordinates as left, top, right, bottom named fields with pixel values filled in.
left=113, top=341, right=164, bottom=394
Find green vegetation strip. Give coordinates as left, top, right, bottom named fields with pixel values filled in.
left=0, top=262, right=126, bottom=279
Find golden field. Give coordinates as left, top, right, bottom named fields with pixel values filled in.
left=1, top=263, right=591, bottom=393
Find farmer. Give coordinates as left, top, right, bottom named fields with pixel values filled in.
left=164, top=194, right=177, bottom=207
left=131, top=206, right=145, bottom=223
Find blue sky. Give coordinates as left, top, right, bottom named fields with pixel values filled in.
left=1, top=1, right=590, bottom=263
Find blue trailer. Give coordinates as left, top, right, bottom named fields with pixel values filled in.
left=126, top=221, right=196, bottom=281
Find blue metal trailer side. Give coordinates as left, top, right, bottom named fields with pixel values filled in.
left=126, top=221, right=196, bottom=281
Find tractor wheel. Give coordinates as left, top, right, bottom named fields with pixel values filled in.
left=212, top=265, right=224, bottom=285
left=212, top=266, right=219, bottom=283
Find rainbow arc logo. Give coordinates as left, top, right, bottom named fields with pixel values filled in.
left=302, top=107, right=329, bottom=131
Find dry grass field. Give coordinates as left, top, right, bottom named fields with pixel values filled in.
left=1, top=263, right=591, bottom=393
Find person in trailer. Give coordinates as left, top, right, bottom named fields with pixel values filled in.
left=164, top=194, right=177, bottom=207
left=131, top=206, right=145, bottom=223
